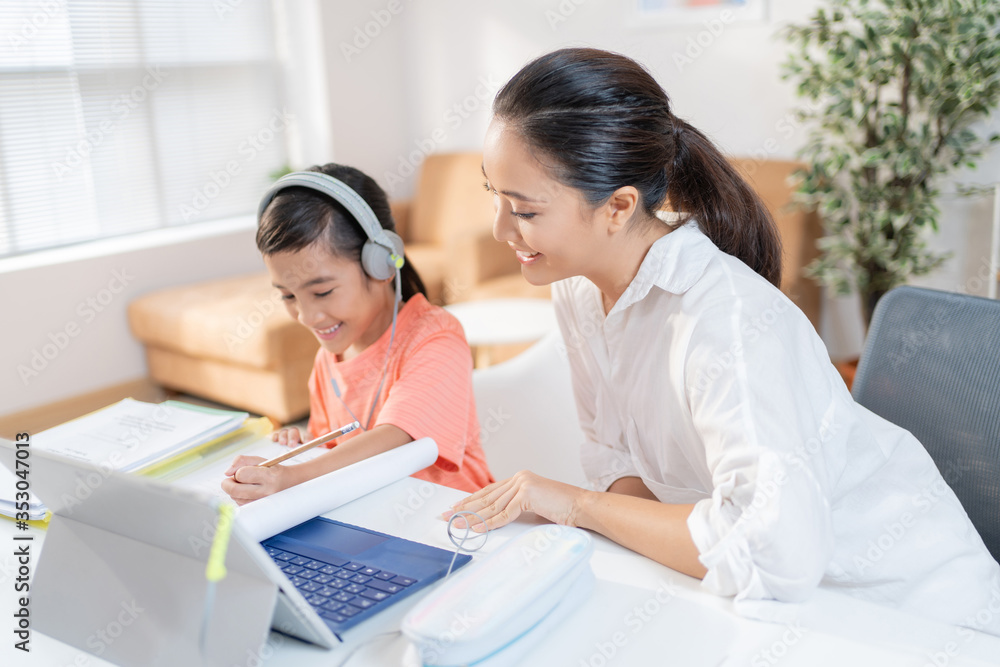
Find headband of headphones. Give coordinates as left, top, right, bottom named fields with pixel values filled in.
left=257, top=171, right=405, bottom=281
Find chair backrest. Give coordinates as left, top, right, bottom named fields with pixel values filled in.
left=472, top=331, right=588, bottom=487
left=852, top=286, right=1000, bottom=563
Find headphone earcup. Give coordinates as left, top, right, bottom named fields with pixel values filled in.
left=361, top=230, right=404, bottom=281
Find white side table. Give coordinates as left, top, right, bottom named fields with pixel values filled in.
left=444, top=298, right=558, bottom=367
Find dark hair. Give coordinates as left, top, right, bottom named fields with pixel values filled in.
left=256, top=163, right=426, bottom=301
left=493, top=48, right=782, bottom=287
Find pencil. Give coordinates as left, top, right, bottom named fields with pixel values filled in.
left=258, top=421, right=360, bottom=467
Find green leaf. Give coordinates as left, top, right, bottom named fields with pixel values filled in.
left=782, top=0, right=1000, bottom=298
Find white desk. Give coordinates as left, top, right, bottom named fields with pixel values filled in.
left=3, top=476, right=1000, bottom=666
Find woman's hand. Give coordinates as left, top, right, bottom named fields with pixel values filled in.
left=221, top=455, right=301, bottom=505
left=271, top=427, right=305, bottom=447
left=444, top=471, right=589, bottom=531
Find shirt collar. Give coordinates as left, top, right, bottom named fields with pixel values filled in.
left=611, top=219, right=714, bottom=315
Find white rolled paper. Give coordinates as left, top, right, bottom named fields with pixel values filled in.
left=236, top=437, right=438, bottom=542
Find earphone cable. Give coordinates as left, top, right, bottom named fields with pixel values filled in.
left=327, top=267, right=401, bottom=432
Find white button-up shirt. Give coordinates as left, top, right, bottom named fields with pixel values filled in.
left=553, top=221, right=1000, bottom=633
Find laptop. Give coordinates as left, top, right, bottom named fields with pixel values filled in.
left=0, top=439, right=470, bottom=665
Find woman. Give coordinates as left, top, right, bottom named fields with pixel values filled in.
left=448, top=47, right=1000, bottom=634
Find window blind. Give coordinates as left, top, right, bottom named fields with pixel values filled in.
left=0, top=0, right=287, bottom=258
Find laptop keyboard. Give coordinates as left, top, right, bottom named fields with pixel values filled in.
left=265, top=545, right=417, bottom=631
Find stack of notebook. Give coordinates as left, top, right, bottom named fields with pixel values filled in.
left=0, top=398, right=248, bottom=521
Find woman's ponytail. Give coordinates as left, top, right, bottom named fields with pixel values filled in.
left=494, top=47, right=783, bottom=288
left=667, top=117, right=782, bottom=286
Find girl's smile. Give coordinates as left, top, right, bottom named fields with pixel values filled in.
left=314, top=322, right=343, bottom=340
left=264, top=240, right=394, bottom=358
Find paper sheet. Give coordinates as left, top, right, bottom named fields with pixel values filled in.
left=168, top=438, right=327, bottom=499
left=236, top=437, right=438, bottom=542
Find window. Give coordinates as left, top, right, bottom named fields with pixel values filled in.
left=0, top=0, right=288, bottom=258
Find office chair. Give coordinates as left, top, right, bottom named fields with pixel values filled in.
left=852, top=285, right=1000, bottom=563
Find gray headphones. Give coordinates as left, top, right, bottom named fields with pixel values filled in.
left=257, top=171, right=405, bottom=282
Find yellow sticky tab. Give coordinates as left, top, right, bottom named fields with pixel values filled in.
left=206, top=502, right=236, bottom=583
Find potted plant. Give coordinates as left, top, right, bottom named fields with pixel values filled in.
left=782, top=0, right=1000, bottom=326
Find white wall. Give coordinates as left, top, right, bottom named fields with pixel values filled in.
left=321, top=0, right=1000, bottom=359
left=0, top=221, right=265, bottom=416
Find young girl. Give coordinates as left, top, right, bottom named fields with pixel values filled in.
left=449, top=48, right=1000, bottom=634
left=223, top=164, right=494, bottom=502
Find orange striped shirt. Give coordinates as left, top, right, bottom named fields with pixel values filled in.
left=307, top=294, right=494, bottom=493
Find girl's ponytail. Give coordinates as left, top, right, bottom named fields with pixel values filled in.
left=494, top=47, right=783, bottom=288
left=397, top=256, right=426, bottom=302
left=667, top=117, right=782, bottom=286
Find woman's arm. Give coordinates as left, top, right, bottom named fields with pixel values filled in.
left=222, top=424, right=412, bottom=504
left=447, top=471, right=707, bottom=579
left=607, top=476, right=659, bottom=500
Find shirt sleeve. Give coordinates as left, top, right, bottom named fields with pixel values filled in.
left=374, top=330, right=475, bottom=473
left=553, top=279, right=641, bottom=492
left=683, top=273, right=841, bottom=605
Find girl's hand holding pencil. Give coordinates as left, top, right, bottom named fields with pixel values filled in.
left=220, top=421, right=359, bottom=505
